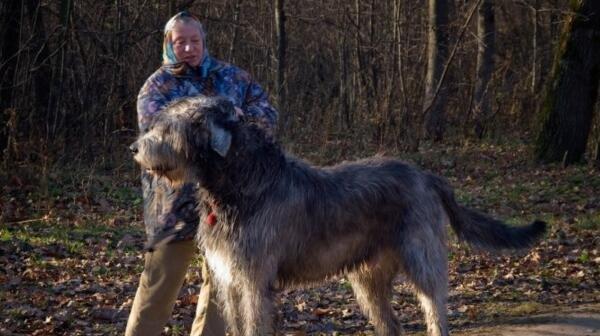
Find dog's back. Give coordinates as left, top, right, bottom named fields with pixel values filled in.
left=233, top=156, right=445, bottom=286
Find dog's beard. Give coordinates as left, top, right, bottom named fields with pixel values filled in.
left=140, top=164, right=189, bottom=188
left=159, top=167, right=189, bottom=188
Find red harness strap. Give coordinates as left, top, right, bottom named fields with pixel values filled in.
left=205, top=200, right=218, bottom=226
left=205, top=212, right=217, bottom=226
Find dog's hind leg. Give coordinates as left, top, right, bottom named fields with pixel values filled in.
left=415, top=288, right=448, bottom=336
left=399, top=232, right=449, bottom=336
left=348, top=251, right=402, bottom=336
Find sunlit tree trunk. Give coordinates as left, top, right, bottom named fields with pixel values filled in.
left=534, top=0, right=600, bottom=165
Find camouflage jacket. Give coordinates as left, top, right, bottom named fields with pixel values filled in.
left=137, top=60, right=278, bottom=249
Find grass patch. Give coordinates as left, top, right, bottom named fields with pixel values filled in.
left=338, top=279, right=353, bottom=291
left=574, top=213, right=600, bottom=231
left=483, top=301, right=546, bottom=318
left=578, top=250, right=590, bottom=263
left=509, top=302, right=543, bottom=316
left=1, top=220, right=142, bottom=256
left=0, top=226, right=86, bottom=255
left=455, top=191, right=475, bottom=206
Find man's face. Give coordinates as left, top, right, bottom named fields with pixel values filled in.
left=171, top=23, right=204, bottom=67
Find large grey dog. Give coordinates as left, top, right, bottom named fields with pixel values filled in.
left=130, top=96, right=546, bottom=336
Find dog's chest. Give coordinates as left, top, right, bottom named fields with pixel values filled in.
left=204, top=248, right=235, bottom=286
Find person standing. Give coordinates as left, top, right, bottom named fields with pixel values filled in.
left=125, top=11, right=278, bottom=336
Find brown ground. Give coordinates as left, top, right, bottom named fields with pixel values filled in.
left=1, top=141, right=598, bottom=335
left=456, top=309, right=600, bottom=336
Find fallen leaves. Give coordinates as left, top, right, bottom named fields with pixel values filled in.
left=0, top=142, right=599, bottom=335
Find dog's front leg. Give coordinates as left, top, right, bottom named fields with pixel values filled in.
left=238, top=276, right=276, bottom=336
left=204, top=248, right=244, bottom=334
left=218, top=280, right=243, bottom=336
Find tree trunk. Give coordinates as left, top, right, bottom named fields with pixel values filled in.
left=168, top=0, right=176, bottom=16
left=531, top=0, right=540, bottom=94
left=534, top=0, right=600, bottom=165
left=274, top=0, right=287, bottom=128
left=0, top=1, right=20, bottom=109
left=338, top=12, right=350, bottom=130
left=228, top=0, right=242, bottom=62
left=25, top=0, right=51, bottom=123
left=423, top=0, right=449, bottom=141
left=368, top=0, right=377, bottom=101
left=0, top=1, right=21, bottom=159
left=48, top=0, right=72, bottom=139
left=354, top=0, right=365, bottom=111
left=473, top=0, right=495, bottom=138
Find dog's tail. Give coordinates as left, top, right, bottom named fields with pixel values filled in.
left=428, top=174, right=546, bottom=250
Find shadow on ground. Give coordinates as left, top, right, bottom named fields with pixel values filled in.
left=457, top=311, right=600, bottom=336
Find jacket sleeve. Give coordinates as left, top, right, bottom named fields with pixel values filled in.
left=137, top=75, right=200, bottom=249
left=137, top=76, right=169, bottom=132
left=240, top=75, right=279, bottom=130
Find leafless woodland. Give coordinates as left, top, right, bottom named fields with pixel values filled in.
left=1, top=1, right=598, bottom=166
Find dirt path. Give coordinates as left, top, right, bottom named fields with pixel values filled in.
left=456, top=312, right=600, bottom=336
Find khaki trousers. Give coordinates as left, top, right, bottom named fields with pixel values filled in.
left=125, top=239, right=226, bottom=336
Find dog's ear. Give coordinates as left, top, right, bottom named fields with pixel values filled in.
left=206, top=97, right=241, bottom=157
left=208, top=118, right=232, bottom=157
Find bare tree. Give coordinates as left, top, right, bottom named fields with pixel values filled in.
left=275, top=0, right=287, bottom=128
left=338, top=7, right=350, bottom=130
left=534, top=0, right=600, bottom=165
left=25, top=0, right=51, bottom=122
left=473, top=0, right=495, bottom=138
left=530, top=0, right=541, bottom=94
left=423, top=0, right=449, bottom=141
left=228, top=0, right=242, bottom=62
left=0, top=1, right=21, bottom=158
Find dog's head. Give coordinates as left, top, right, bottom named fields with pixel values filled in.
left=130, top=96, right=239, bottom=185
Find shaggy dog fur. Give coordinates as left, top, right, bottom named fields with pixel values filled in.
left=130, top=96, right=546, bottom=336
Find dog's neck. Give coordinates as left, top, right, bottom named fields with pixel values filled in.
left=196, top=123, right=285, bottom=208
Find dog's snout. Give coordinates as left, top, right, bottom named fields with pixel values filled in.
left=129, top=142, right=139, bottom=154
